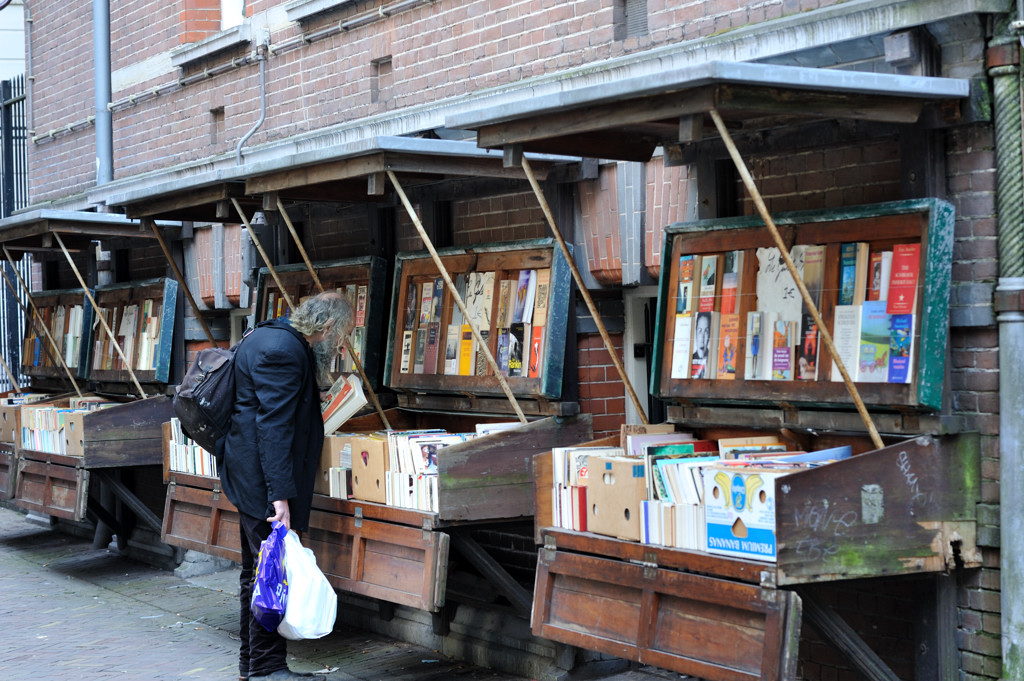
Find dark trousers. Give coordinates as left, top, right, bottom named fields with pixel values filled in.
left=239, top=512, right=288, bottom=678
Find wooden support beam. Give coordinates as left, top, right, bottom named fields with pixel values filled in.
left=147, top=219, right=216, bottom=346
left=449, top=531, right=533, bottom=616
left=93, top=469, right=164, bottom=534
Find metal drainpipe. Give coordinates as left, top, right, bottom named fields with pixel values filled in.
left=993, top=13, right=1024, bottom=680
left=93, top=0, right=112, bottom=185
left=235, top=40, right=268, bottom=165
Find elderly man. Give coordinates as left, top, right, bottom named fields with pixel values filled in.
left=220, top=291, right=354, bottom=681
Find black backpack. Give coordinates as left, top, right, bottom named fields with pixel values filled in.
left=172, top=322, right=264, bottom=453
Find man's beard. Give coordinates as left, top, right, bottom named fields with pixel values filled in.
left=312, top=333, right=343, bottom=388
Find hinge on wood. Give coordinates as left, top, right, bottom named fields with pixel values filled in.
left=543, top=535, right=557, bottom=562
left=422, top=518, right=433, bottom=542
left=760, top=570, right=777, bottom=590
left=167, top=480, right=175, bottom=495
left=354, top=506, right=363, bottom=528
left=643, top=551, right=658, bottom=580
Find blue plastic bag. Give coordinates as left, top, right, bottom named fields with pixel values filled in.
left=250, top=521, right=288, bottom=632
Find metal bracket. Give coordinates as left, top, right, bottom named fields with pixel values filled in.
left=422, top=518, right=433, bottom=542
left=642, top=551, right=658, bottom=580
left=543, top=534, right=557, bottom=562
left=167, top=480, right=175, bottom=495
left=354, top=506, right=363, bottom=528
left=760, top=570, right=777, bottom=590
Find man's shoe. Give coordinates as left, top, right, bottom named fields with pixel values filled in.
left=249, top=670, right=325, bottom=681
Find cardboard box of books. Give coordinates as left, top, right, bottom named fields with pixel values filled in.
left=317, top=433, right=353, bottom=496
left=347, top=433, right=389, bottom=504
left=586, top=454, right=647, bottom=542
left=702, top=465, right=793, bottom=562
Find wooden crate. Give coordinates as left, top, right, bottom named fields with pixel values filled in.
left=529, top=433, right=980, bottom=681
left=162, top=474, right=242, bottom=562
left=15, top=450, right=90, bottom=521
left=651, top=199, right=954, bottom=413
left=13, top=396, right=173, bottom=521
left=0, top=442, right=16, bottom=501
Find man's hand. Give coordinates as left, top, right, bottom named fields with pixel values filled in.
left=268, top=499, right=291, bottom=531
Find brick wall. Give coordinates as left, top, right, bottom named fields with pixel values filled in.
left=576, top=332, right=625, bottom=437
left=945, top=121, right=1001, bottom=681
left=27, top=0, right=849, bottom=204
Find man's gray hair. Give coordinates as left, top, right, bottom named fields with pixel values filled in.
left=288, top=292, right=354, bottom=337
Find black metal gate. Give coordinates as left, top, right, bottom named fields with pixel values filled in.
left=0, top=74, right=29, bottom=392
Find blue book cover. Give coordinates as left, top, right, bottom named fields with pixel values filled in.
left=838, top=242, right=857, bottom=305
left=858, top=300, right=890, bottom=382
left=887, top=313, right=914, bottom=384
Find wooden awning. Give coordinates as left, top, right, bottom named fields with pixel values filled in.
left=104, top=136, right=579, bottom=221
left=0, top=209, right=179, bottom=252
left=446, top=61, right=971, bottom=161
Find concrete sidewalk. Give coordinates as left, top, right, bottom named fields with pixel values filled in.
left=0, top=506, right=683, bottom=681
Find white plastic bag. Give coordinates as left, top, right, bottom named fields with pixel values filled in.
left=277, top=529, right=338, bottom=640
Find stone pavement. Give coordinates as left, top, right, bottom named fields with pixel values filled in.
left=0, top=506, right=685, bottom=681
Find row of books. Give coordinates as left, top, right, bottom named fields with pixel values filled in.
left=23, top=304, right=86, bottom=370
left=399, top=268, right=551, bottom=379
left=167, top=417, right=218, bottom=478
left=669, top=242, right=920, bottom=385
left=20, top=397, right=115, bottom=455
left=90, top=299, right=164, bottom=372
left=551, top=425, right=849, bottom=557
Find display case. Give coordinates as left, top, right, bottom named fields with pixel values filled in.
left=84, top=277, right=178, bottom=386
left=254, top=256, right=388, bottom=388
left=650, top=199, right=954, bottom=414
left=19, top=288, right=93, bottom=382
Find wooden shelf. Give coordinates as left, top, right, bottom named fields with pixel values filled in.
left=20, top=288, right=93, bottom=381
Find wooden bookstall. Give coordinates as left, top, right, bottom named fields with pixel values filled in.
left=19, top=288, right=94, bottom=383
left=528, top=200, right=981, bottom=681
left=12, top=277, right=179, bottom=533
left=161, top=243, right=594, bottom=613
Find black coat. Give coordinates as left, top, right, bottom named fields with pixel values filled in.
left=220, top=319, right=324, bottom=531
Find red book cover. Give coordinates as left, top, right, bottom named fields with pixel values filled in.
left=886, top=243, right=921, bottom=315
left=527, top=324, right=545, bottom=378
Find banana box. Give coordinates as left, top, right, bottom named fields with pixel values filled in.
left=702, top=465, right=796, bottom=562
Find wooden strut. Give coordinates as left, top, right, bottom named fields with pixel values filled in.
left=147, top=220, right=216, bottom=346
left=49, top=235, right=149, bottom=400
left=1, top=247, right=83, bottom=397
left=272, top=196, right=392, bottom=431
left=0, top=262, right=58, bottom=387
left=520, top=156, right=651, bottom=425
left=708, top=108, right=884, bottom=450
left=387, top=170, right=528, bottom=424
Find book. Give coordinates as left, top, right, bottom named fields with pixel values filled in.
left=839, top=242, right=869, bottom=306
left=670, top=314, right=692, bottom=379
left=475, top=272, right=495, bottom=375
left=528, top=325, right=545, bottom=378
left=718, top=435, right=786, bottom=459
left=676, top=254, right=697, bottom=316
left=858, top=300, right=891, bottom=383
left=690, top=311, right=717, bottom=379
left=867, top=251, right=886, bottom=301
left=830, top=305, right=862, bottom=382
left=527, top=269, right=550, bottom=377
left=508, top=322, right=527, bottom=377
left=458, top=325, right=474, bottom=375
left=716, top=313, right=739, bottom=380
left=879, top=251, right=893, bottom=302
left=796, top=245, right=824, bottom=380
left=413, top=328, right=427, bottom=374
left=512, top=270, right=532, bottom=323
left=720, top=250, right=743, bottom=315
left=887, top=313, right=915, bottom=384
left=322, top=374, right=368, bottom=435
left=451, top=273, right=467, bottom=328
left=429, top=278, right=444, bottom=324
left=355, top=285, right=368, bottom=327
left=756, top=245, right=806, bottom=324
left=744, top=311, right=766, bottom=380
left=423, top=322, right=440, bottom=374
left=418, top=281, right=433, bottom=325
left=443, top=324, right=461, bottom=375
left=697, top=254, right=718, bottom=313
left=770, top=319, right=795, bottom=380
left=886, top=243, right=920, bottom=315
left=400, top=330, right=414, bottom=373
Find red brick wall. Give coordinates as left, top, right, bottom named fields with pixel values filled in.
left=180, top=0, right=221, bottom=44
left=578, top=164, right=622, bottom=285
left=645, top=157, right=691, bottom=277
left=576, top=332, right=625, bottom=437
left=27, top=0, right=849, bottom=204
